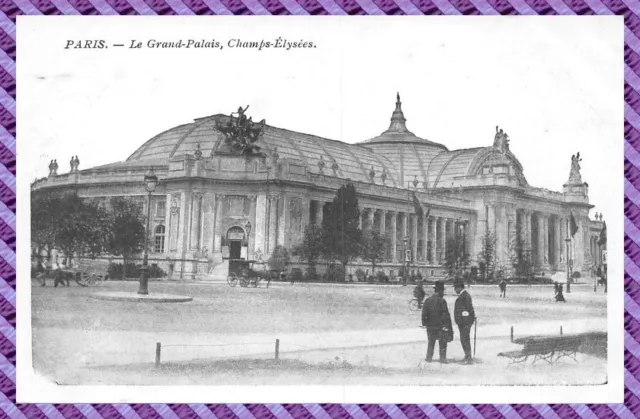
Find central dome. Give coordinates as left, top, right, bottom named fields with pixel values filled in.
left=359, top=93, right=448, bottom=150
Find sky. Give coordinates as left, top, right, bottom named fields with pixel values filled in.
left=18, top=16, right=623, bottom=221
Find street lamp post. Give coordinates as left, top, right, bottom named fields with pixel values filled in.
left=403, top=235, right=409, bottom=286
left=138, top=169, right=158, bottom=295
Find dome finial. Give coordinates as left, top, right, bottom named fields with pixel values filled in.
left=385, top=92, right=408, bottom=133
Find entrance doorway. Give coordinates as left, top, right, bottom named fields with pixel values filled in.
left=226, top=226, right=246, bottom=260
left=229, top=240, right=242, bottom=259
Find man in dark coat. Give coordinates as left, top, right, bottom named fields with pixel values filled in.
left=421, top=280, right=453, bottom=363
left=454, top=281, right=476, bottom=364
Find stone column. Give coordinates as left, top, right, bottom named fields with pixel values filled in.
left=267, top=195, right=279, bottom=255
left=177, top=191, right=191, bottom=257
left=168, top=194, right=181, bottom=253
left=430, top=217, right=437, bottom=264
left=468, top=215, right=478, bottom=264
left=495, top=205, right=507, bottom=267
left=489, top=206, right=496, bottom=236
left=390, top=211, right=398, bottom=263
left=462, top=221, right=469, bottom=258
left=253, top=193, right=267, bottom=258
left=247, top=196, right=257, bottom=260
left=359, top=212, right=363, bottom=230
left=301, top=197, right=311, bottom=234
left=557, top=216, right=564, bottom=266
left=378, top=210, right=387, bottom=261
left=411, top=214, right=418, bottom=263
left=368, top=208, right=375, bottom=230
left=213, top=194, right=225, bottom=256
left=400, top=212, right=407, bottom=240
left=543, top=214, right=549, bottom=267
left=507, top=208, right=516, bottom=261
left=422, top=214, right=429, bottom=262
left=189, top=192, right=203, bottom=251
left=316, top=200, right=324, bottom=225
left=201, top=193, right=216, bottom=253
left=277, top=195, right=287, bottom=248
left=524, top=210, right=532, bottom=247
left=575, top=215, right=585, bottom=273
left=379, top=210, right=386, bottom=236
left=439, top=217, right=447, bottom=264
left=536, top=213, right=544, bottom=266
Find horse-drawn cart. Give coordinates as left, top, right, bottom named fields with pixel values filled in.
left=227, top=260, right=276, bottom=288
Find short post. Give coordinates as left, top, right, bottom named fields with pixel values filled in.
left=155, top=342, right=161, bottom=367
left=275, top=339, right=280, bottom=360
left=510, top=326, right=514, bottom=343
left=560, top=326, right=563, bottom=336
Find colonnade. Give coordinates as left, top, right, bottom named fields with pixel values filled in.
left=311, top=199, right=469, bottom=265
left=508, top=208, right=588, bottom=272
left=167, top=191, right=593, bottom=275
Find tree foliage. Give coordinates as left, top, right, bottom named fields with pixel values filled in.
left=268, top=245, right=290, bottom=275
left=361, top=229, right=387, bottom=274
left=105, top=197, right=146, bottom=279
left=31, top=192, right=110, bottom=266
left=510, top=224, right=534, bottom=282
left=31, top=193, right=62, bottom=265
left=477, top=228, right=496, bottom=282
left=321, top=183, right=362, bottom=277
left=444, top=224, right=470, bottom=280
left=56, top=195, right=110, bottom=262
left=292, top=223, right=323, bottom=279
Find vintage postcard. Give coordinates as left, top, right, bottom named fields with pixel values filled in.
left=17, top=16, right=623, bottom=404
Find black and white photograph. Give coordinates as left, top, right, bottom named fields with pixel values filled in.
left=17, top=16, right=623, bottom=403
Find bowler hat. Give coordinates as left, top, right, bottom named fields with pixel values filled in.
left=434, top=281, right=445, bottom=292
left=454, top=280, right=465, bottom=289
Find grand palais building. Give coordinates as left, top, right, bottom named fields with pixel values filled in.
left=31, top=95, right=606, bottom=281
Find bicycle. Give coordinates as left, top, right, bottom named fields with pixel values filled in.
left=408, top=298, right=421, bottom=312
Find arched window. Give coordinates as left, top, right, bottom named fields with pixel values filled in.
left=154, top=225, right=166, bottom=253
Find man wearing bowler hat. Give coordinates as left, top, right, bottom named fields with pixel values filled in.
left=421, top=280, right=453, bottom=363
left=454, top=280, right=476, bottom=364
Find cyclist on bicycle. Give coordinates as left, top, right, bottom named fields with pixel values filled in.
left=413, top=280, right=426, bottom=309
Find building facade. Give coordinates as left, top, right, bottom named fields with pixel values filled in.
left=31, top=96, right=606, bottom=280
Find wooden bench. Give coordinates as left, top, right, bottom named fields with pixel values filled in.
left=498, top=335, right=584, bottom=365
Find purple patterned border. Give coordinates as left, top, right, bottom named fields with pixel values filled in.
left=4, top=2, right=637, bottom=418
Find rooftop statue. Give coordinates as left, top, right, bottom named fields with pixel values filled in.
left=568, top=152, right=583, bottom=184
left=493, top=126, right=510, bottom=154
left=215, top=105, right=266, bottom=155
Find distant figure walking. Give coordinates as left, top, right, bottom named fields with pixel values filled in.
left=555, top=283, right=566, bottom=303
left=499, top=279, right=507, bottom=298
left=413, top=280, right=426, bottom=309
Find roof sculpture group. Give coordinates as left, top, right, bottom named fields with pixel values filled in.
left=568, top=152, right=583, bottom=184
left=215, top=106, right=266, bottom=156
left=493, top=126, right=510, bottom=154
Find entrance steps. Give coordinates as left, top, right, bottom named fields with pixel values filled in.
left=196, top=259, right=229, bottom=282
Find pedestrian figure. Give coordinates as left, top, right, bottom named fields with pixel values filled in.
left=36, top=261, right=48, bottom=287
left=421, top=280, right=453, bottom=364
left=555, top=282, right=566, bottom=303
left=454, top=281, right=475, bottom=365
left=413, top=280, right=426, bottom=309
left=499, top=279, right=507, bottom=298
